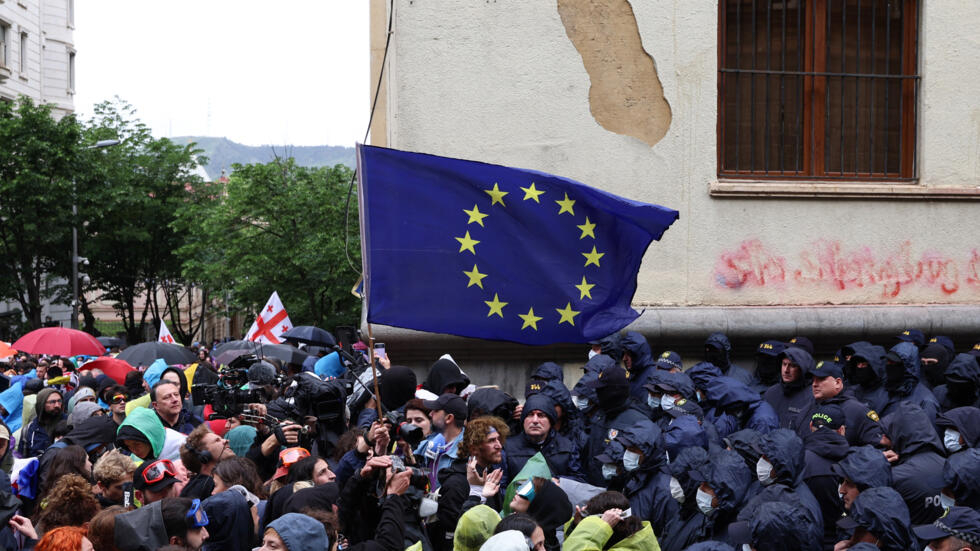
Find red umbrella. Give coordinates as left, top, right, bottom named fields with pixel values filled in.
left=13, top=327, right=105, bottom=357
left=77, top=356, right=136, bottom=385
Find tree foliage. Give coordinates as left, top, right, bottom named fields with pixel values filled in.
left=176, top=156, right=361, bottom=330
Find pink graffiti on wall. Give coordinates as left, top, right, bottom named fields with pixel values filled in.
left=715, top=239, right=980, bottom=298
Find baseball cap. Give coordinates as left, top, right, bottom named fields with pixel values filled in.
left=654, top=351, right=682, bottom=371
left=595, top=439, right=625, bottom=464
left=248, top=361, right=277, bottom=388
left=787, top=336, right=814, bottom=355
left=969, top=342, right=980, bottom=360
left=810, top=361, right=843, bottom=379
left=272, top=447, right=311, bottom=481
left=811, top=403, right=844, bottom=430
left=422, top=393, right=468, bottom=422
left=912, top=507, right=980, bottom=545
left=896, top=329, right=925, bottom=346
left=133, top=458, right=179, bottom=493
left=587, top=364, right=628, bottom=389
left=757, top=340, right=787, bottom=357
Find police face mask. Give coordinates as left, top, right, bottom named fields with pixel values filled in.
left=602, top=463, right=619, bottom=480
left=661, top=394, right=677, bottom=411
left=647, top=393, right=662, bottom=410
left=588, top=350, right=599, bottom=360
left=669, top=476, right=685, bottom=503
left=756, top=457, right=776, bottom=486
left=696, top=488, right=715, bottom=515
left=572, top=395, right=590, bottom=411
left=944, top=429, right=964, bottom=453
left=623, top=450, right=642, bottom=472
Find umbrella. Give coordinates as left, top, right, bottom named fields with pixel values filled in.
left=214, top=340, right=310, bottom=366
left=116, top=341, right=196, bottom=367
left=96, top=336, right=125, bottom=348
left=280, top=326, right=337, bottom=347
left=0, top=342, right=16, bottom=360
left=78, top=356, right=135, bottom=385
left=214, top=348, right=255, bottom=367
left=13, top=327, right=105, bottom=357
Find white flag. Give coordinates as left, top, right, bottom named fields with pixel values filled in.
left=244, top=291, right=293, bottom=344
left=158, top=320, right=176, bottom=344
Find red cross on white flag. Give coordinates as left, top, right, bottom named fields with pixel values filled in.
left=158, top=320, right=176, bottom=344
left=245, top=291, right=293, bottom=344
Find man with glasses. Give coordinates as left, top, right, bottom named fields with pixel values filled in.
left=133, top=457, right=180, bottom=505
left=104, top=384, right=128, bottom=426
left=18, top=387, right=66, bottom=457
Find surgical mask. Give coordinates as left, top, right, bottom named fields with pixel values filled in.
left=940, top=493, right=955, bottom=510
left=756, top=457, right=775, bottom=486
left=602, top=463, right=619, bottom=480
left=669, top=477, right=685, bottom=503
left=647, top=394, right=661, bottom=410
left=588, top=350, right=599, bottom=360
left=944, top=429, right=963, bottom=453
left=661, top=395, right=677, bottom=410
left=696, top=488, right=715, bottom=515
left=742, top=545, right=752, bottom=551
left=623, top=451, right=641, bottom=472
left=572, top=396, right=590, bottom=411
left=838, top=490, right=845, bottom=502
left=419, top=496, right=439, bottom=518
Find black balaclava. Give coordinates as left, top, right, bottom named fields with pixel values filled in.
left=755, top=354, right=781, bottom=387
left=920, top=343, right=951, bottom=387
left=705, top=345, right=729, bottom=370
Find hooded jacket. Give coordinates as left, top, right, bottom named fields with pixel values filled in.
left=936, top=406, right=980, bottom=452
left=762, top=348, right=816, bottom=433
left=202, top=489, right=254, bottom=551
left=802, top=427, right=849, bottom=549
left=744, top=500, right=821, bottom=551
left=699, top=449, right=753, bottom=543
left=880, top=406, right=946, bottom=524
left=932, top=354, right=980, bottom=411
left=881, top=342, right=939, bottom=422
left=943, top=448, right=980, bottom=510
left=703, top=377, right=779, bottom=438
left=505, top=395, right=583, bottom=481
left=616, top=420, right=678, bottom=537
left=268, top=512, right=328, bottom=551
left=113, top=499, right=169, bottom=551
left=797, top=389, right=884, bottom=448
left=453, top=505, right=500, bottom=551
left=527, top=377, right=587, bottom=453
left=843, top=343, right=889, bottom=414
left=64, top=415, right=117, bottom=452
left=0, top=382, right=23, bottom=434
left=526, top=479, right=573, bottom=551
left=704, top=333, right=753, bottom=387
left=116, top=406, right=186, bottom=461
left=584, top=392, right=648, bottom=486
left=563, top=516, right=661, bottom=551
left=756, top=429, right=823, bottom=531
left=530, top=362, right=564, bottom=384
left=660, top=447, right=710, bottom=551
left=621, top=332, right=657, bottom=403
left=18, top=388, right=65, bottom=457
left=831, top=445, right=893, bottom=491
left=842, top=487, right=914, bottom=551
left=663, top=414, right=709, bottom=461
left=919, top=342, right=951, bottom=389
left=479, top=531, right=529, bottom=551
left=423, top=358, right=470, bottom=395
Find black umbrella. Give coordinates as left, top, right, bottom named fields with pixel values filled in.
left=214, top=340, right=311, bottom=366
left=280, top=326, right=337, bottom=347
left=96, top=336, right=125, bottom=348
left=214, top=348, right=254, bottom=367
left=116, top=341, right=196, bottom=367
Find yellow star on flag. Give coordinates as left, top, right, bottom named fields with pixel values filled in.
left=463, top=204, right=488, bottom=227
left=577, top=217, right=596, bottom=239
left=521, top=182, right=545, bottom=203
left=583, top=246, right=604, bottom=267
left=556, top=302, right=580, bottom=326
left=576, top=276, right=595, bottom=299
left=519, top=307, right=543, bottom=331
left=485, top=183, right=508, bottom=207
left=556, top=193, right=576, bottom=215
left=463, top=265, right=487, bottom=288
left=456, top=231, right=480, bottom=254
left=484, top=293, right=507, bottom=318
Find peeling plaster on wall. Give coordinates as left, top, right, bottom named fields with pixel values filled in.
left=557, top=0, right=672, bottom=147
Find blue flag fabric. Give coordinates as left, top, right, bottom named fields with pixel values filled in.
left=356, top=145, right=679, bottom=345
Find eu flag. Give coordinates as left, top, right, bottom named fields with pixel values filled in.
left=356, top=145, right=679, bottom=345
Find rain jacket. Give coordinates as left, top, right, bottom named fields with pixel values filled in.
left=697, top=449, right=753, bottom=544
left=17, top=388, right=65, bottom=458
left=703, top=377, right=779, bottom=438
left=881, top=342, right=939, bottom=422
left=616, top=420, right=678, bottom=538
left=528, top=378, right=587, bottom=453
left=563, top=516, right=661, bottom=551
left=526, top=479, right=573, bottom=551
left=530, top=362, right=564, bottom=385
left=842, top=487, right=914, bottom=551
left=423, top=358, right=470, bottom=395
left=880, top=406, right=946, bottom=524
left=704, top=333, right=753, bottom=387
left=659, top=447, right=710, bottom=551
left=113, top=499, right=169, bottom=551
left=202, top=488, right=254, bottom=551
left=831, top=445, right=893, bottom=491
left=762, top=348, right=815, bottom=433
left=745, top=500, right=821, bottom=551
left=453, top=505, right=500, bottom=551
left=842, top=343, right=889, bottom=415
left=0, top=382, right=23, bottom=434
left=802, top=427, right=849, bottom=549
left=505, top=427, right=582, bottom=482
left=932, top=354, right=980, bottom=411
left=116, top=406, right=186, bottom=461
left=621, top=332, right=657, bottom=403
left=943, top=448, right=980, bottom=509
left=663, top=414, right=709, bottom=461
left=268, top=512, right=328, bottom=551
left=585, top=401, right=648, bottom=486
left=936, top=406, right=980, bottom=452
left=756, top=429, right=823, bottom=531
left=797, top=391, right=883, bottom=447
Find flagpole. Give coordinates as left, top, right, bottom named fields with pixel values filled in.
left=367, top=322, right=382, bottom=419
left=356, top=145, right=383, bottom=420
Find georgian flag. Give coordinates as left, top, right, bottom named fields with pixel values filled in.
left=245, top=291, right=293, bottom=344
left=158, top=320, right=176, bottom=344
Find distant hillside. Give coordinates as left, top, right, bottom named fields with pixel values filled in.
left=172, top=136, right=355, bottom=181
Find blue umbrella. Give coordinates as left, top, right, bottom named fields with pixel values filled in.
left=279, top=326, right=336, bottom=347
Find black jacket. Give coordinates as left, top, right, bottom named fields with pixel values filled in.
left=431, top=458, right=501, bottom=551
left=504, top=429, right=583, bottom=481
left=797, top=393, right=883, bottom=447
left=802, top=428, right=849, bottom=550
left=881, top=406, right=947, bottom=524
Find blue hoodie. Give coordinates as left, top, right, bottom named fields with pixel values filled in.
left=616, top=419, right=678, bottom=537
left=143, top=358, right=168, bottom=389
left=704, top=377, right=779, bottom=438
left=881, top=406, right=947, bottom=524
left=705, top=333, right=753, bottom=387
left=755, top=429, right=823, bottom=532
left=267, top=512, right=328, bottom=551
left=620, top=332, right=657, bottom=402
left=0, top=382, right=23, bottom=434
left=842, top=343, right=889, bottom=414
left=882, top=341, right=939, bottom=421
left=314, top=352, right=344, bottom=379
left=943, top=448, right=980, bottom=510
left=842, top=487, right=914, bottom=551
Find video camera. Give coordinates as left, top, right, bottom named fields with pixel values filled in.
left=383, top=410, right=425, bottom=449
left=191, top=354, right=262, bottom=419
left=389, top=455, right=429, bottom=492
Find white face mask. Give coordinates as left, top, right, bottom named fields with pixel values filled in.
left=602, top=463, right=619, bottom=480
left=756, top=457, right=776, bottom=486
left=838, top=490, right=845, bottom=502
left=419, top=496, right=439, bottom=518
left=939, top=493, right=956, bottom=510
left=623, top=450, right=642, bottom=472
left=572, top=396, right=590, bottom=411
left=742, top=545, right=752, bottom=551
left=696, top=488, right=715, bottom=515
left=944, top=429, right=964, bottom=453
left=647, top=394, right=661, bottom=410
left=661, top=395, right=677, bottom=410
left=669, top=477, right=685, bottom=503
left=588, top=350, right=599, bottom=360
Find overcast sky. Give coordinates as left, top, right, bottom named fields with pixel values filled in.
left=74, top=1, right=370, bottom=147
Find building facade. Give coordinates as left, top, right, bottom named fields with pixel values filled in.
left=0, top=0, right=75, bottom=115
left=367, top=1, right=979, bottom=392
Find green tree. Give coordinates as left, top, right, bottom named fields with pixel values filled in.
left=176, top=156, right=361, bottom=330
left=0, top=98, right=83, bottom=329
left=78, top=98, right=206, bottom=343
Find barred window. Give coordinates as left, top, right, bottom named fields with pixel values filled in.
left=718, top=1, right=919, bottom=180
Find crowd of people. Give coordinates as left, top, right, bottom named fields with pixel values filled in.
left=0, top=328, right=977, bottom=551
